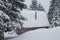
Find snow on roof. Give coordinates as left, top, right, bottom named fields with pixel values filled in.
left=9, top=27, right=60, bottom=40
left=21, top=9, right=50, bottom=28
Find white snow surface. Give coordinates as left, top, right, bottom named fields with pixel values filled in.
left=4, top=30, right=18, bottom=38
left=9, top=27, right=60, bottom=40
left=21, top=9, right=50, bottom=28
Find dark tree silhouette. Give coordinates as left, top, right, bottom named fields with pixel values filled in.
left=48, top=0, right=60, bottom=27
left=30, top=0, right=37, bottom=10
left=0, top=0, right=26, bottom=40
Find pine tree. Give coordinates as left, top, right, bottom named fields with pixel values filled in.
left=48, top=0, right=55, bottom=27
left=0, top=11, right=4, bottom=40
left=38, top=3, right=45, bottom=11
left=0, top=0, right=26, bottom=40
left=48, top=0, right=60, bottom=28
left=30, top=0, right=38, bottom=10
left=30, top=0, right=38, bottom=20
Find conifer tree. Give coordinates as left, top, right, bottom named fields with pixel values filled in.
left=0, top=0, right=26, bottom=40
left=38, top=3, right=45, bottom=11
left=48, top=0, right=60, bottom=27
left=30, top=0, right=38, bottom=10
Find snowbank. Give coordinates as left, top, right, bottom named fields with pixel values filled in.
left=21, top=9, right=50, bottom=28
left=9, top=27, right=60, bottom=40
left=4, top=30, right=18, bottom=38
left=24, top=0, right=51, bottom=13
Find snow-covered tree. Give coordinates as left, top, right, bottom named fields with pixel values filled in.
left=30, top=0, right=38, bottom=10
left=0, top=11, right=4, bottom=40
left=48, top=0, right=54, bottom=27
left=0, top=0, right=26, bottom=40
left=38, top=3, right=45, bottom=11
left=30, top=0, right=38, bottom=20
left=48, top=0, right=60, bottom=28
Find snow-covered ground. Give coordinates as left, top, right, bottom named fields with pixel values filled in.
left=21, top=9, right=50, bottom=28
left=4, top=30, right=18, bottom=38
left=9, top=27, right=60, bottom=40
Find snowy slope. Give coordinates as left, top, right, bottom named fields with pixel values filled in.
left=4, top=30, right=18, bottom=38
left=9, top=27, right=60, bottom=40
left=21, top=9, right=50, bottom=28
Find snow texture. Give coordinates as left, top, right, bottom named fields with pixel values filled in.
left=4, top=30, right=18, bottom=38
left=9, top=27, right=60, bottom=40
left=21, top=9, right=50, bottom=28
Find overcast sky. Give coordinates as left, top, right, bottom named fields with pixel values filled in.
left=24, top=0, right=52, bottom=14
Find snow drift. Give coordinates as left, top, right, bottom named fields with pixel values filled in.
left=9, top=27, right=60, bottom=40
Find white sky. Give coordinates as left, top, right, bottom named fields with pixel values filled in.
left=24, top=0, right=52, bottom=14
